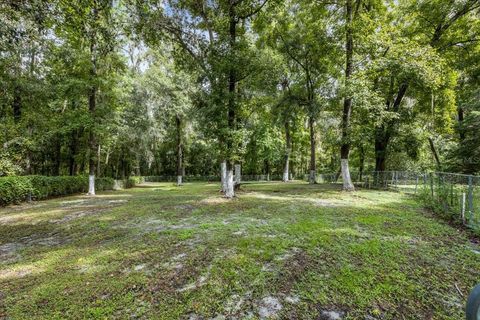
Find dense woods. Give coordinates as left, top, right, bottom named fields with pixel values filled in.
left=1, top=0, right=479, bottom=197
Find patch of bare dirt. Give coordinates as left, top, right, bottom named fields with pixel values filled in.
left=147, top=250, right=213, bottom=297
left=276, top=250, right=311, bottom=294
left=0, top=232, right=69, bottom=264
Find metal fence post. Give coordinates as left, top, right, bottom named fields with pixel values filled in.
left=430, top=173, right=434, bottom=198
left=468, top=175, right=474, bottom=225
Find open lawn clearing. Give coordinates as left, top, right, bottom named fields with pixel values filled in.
left=0, top=182, right=479, bottom=319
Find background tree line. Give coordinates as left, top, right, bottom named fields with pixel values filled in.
left=1, top=0, right=479, bottom=196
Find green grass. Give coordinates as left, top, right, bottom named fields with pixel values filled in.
left=0, top=181, right=479, bottom=319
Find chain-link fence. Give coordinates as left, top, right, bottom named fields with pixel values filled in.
left=143, top=174, right=292, bottom=183
left=145, top=171, right=480, bottom=232
left=305, top=170, right=480, bottom=232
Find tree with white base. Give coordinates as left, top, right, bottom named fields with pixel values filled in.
left=340, top=0, right=355, bottom=191
left=220, top=161, right=227, bottom=193
left=225, top=169, right=235, bottom=198
left=234, top=164, right=241, bottom=186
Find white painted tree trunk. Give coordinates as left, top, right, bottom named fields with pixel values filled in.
left=113, top=180, right=124, bottom=190
left=225, top=170, right=235, bottom=198
left=220, top=161, right=227, bottom=192
left=234, top=164, right=241, bottom=185
left=88, top=175, right=95, bottom=195
left=283, top=161, right=289, bottom=182
left=341, top=159, right=355, bottom=191
left=177, top=175, right=183, bottom=186
left=309, top=170, right=316, bottom=184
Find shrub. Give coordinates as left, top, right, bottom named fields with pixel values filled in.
left=0, top=175, right=116, bottom=206
left=96, top=177, right=115, bottom=191
left=0, top=176, right=33, bottom=206
left=125, top=176, right=144, bottom=188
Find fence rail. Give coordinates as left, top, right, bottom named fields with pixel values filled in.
left=143, top=174, right=292, bottom=183
left=305, top=170, right=480, bottom=233
left=142, top=171, right=480, bottom=232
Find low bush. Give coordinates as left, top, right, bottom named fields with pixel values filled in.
left=125, top=176, right=144, bottom=188
left=0, top=175, right=116, bottom=206
left=0, top=176, right=33, bottom=206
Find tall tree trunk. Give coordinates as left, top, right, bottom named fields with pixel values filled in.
left=374, top=82, right=407, bottom=172
left=224, top=5, right=237, bottom=198
left=372, top=3, right=472, bottom=171
left=374, top=126, right=389, bottom=172
left=176, top=114, right=183, bottom=186
left=428, top=137, right=441, bottom=171
left=458, top=106, right=465, bottom=141
left=359, top=146, right=365, bottom=181
left=220, top=161, right=227, bottom=192
left=264, top=159, right=270, bottom=180
left=88, top=83, right=97, bottom=195
left=340, top=0, right=355, bottom=191
left=25, top=126, right=33, bottom=175
left=309, top=116, right=316, bottom=184
left=87, top=5, right=98, bottom=196
left=97, top=144, right=102, bottom=177
left=283, top=120, right=291, bottom=182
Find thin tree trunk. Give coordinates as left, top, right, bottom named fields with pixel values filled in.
left=283, top=120, right=291, bottom=182
left=25, top=126, right=33, bottom=175
left=309, top=116, right=316, bottom=184
left=359, top=146, right=365, bottom=181
left=97, top=144, right=101, bottom=177
left=87, top=5, right=98, bottom=196
left=264, top=159, right=270, bottom=176
left=340, top=0, right=355, bottom=191
left=428, top=137, right=441, bottom=170
left=458, top=106, right=465, bottom=141
left=88, top=84, right=96, bottom=195
left=176, top=114, right=183, bottom=186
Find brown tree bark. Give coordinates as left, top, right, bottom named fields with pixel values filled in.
left=224, top=2, right=237, bottom=198
left=428, top=137, right=441, bottom=170
left=283, top=120, right=291, bottom=182
left=176, top=114, right=183, bottom=185
left=340, top=0, right=354, bottom=191
left=309, top=116, right=316, bottom=184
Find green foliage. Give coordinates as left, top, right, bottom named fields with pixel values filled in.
left=1, top=0, right=479, bottom=183
left=0, top=176, right=33, bottom=206
left=0, top=176, right=114, bottom=206
left=125, top=176, right=144, bottom=188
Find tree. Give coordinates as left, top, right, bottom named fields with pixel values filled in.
left=371, top=0, right=479, bottom=172
left=257, top=0, right=336, bottom=184
left=136, top=0, right=272, bottom=198
left=56, top=0, right=120, bottom=194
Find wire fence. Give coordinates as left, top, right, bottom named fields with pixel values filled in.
left=143, top=174, right=291, bottom=183
left=304, top=171, right=480, bottom=233
left=143, top=171, right=480, bottom=233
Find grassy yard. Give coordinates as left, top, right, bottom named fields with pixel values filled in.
left=1, top=182, right=479, bottom=319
